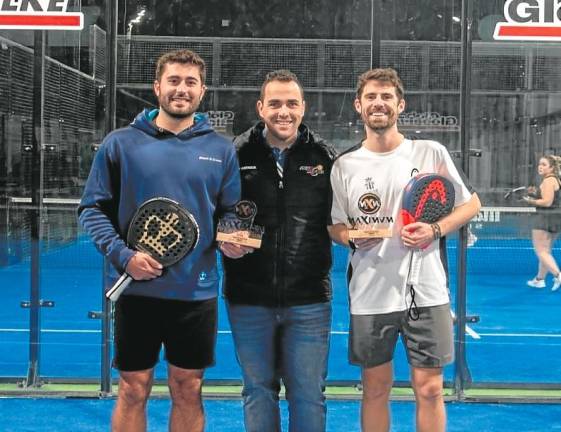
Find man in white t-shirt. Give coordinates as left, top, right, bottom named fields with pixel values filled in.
left=328, top=68, right=481, bottom=432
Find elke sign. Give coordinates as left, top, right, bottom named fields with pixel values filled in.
left=0, top=0, right=83, bottom=30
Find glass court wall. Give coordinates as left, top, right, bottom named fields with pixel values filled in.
left=0, top=0, right=560, bottom=399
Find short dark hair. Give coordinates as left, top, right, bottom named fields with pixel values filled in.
left=155, top=49, right=206, bottom=84
left=356, top=68, right=404, bottom=100
left=259, top=69, right=304, bottom=101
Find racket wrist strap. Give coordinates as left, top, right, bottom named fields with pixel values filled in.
left=431, top=223, right=442, bottom=240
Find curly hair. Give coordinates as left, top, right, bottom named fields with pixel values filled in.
left=544, top=155, right=561, bottom=177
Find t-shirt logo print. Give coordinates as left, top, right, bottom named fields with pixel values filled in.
left=358, top=193, right=381, bottom=214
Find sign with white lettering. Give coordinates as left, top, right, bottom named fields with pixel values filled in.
left=0, top=0, right=83, bottom=30
left=494, top=0, right=561, bottom=40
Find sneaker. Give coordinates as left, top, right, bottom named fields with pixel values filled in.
left=527, top=278, right=546, bottom=288
left=552, top=275, right=561, bottom=292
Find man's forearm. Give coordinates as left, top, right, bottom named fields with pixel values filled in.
left=437, top=193, right=481, bottom=236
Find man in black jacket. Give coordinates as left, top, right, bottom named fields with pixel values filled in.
left=220, top=70, right=336, bottom=432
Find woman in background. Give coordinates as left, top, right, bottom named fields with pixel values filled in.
left=524, top=155, right=561, bottom=291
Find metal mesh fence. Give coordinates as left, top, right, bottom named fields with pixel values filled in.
left=324, top=42, right=370, bottom=88
left=532, top=45, right=561, bottom=92
left=114, top=36, right=561, bottom=93
left=220, top=40, right=319, bottom=87
left=0, top=35, right=99, bottom=196
left=117, top=36, right=215, bottom=84
left=90, top=25, right=106, bottom=81
left=2, top=32, right=561, bottom=269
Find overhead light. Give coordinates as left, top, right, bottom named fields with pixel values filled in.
left=128, top=8, right=146, bottom=30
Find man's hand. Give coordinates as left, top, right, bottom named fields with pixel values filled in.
left=125, top=252, right=163, bottom=280
left=219, top=242, right=254, bottom=259
left=401, top=222, right=434, bottom=249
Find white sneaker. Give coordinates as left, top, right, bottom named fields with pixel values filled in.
left=527, top=278, right=546, bottom=288
left=552, top=275, right=561, bottom=292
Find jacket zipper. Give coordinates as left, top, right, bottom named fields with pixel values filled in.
left=276, top=155, right=288, bottom=307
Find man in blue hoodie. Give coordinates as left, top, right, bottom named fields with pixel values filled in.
left=79, top=49, right=242, bottom=432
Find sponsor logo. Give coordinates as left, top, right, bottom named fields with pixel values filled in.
left=398, top=111, right=459, bottom=129
left=358, top=193, right=381, bottom=214
left=198, top=156, right=222, bottom=163
left=207, top=110, right=234, bottom=133
left=494, top=0, right=561, bottom=41
left=235, top=200, right=257, bottom=221
left=410, top=168, right=419, bottom=177
left=240, top=166, right=257, bottom=171
left=299, top=164, right=324, bottom=176
left=347, top=215, right=395, bottom=226
left=0, top=0, right=84, bottom=30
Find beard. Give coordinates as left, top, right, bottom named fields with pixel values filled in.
left=363, top=109, right=397, bottom=132
left=159, top=95, right=200, bottom=119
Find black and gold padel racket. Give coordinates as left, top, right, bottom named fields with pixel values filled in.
left=106, top=197, right=199, bottom=301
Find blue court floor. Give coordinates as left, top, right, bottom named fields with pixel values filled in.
left=1, top=238, right=561, bottom=384
left=0, top=398, right=560, bottom=431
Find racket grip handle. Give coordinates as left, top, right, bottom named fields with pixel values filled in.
left=106, top=273, right=133, bottom=302
left=407, top=250, right=423, bottom=286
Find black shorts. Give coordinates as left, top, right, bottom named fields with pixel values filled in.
left=533, top=213, right=561, bottom=234
left=113, top=295, right=217, bottom=372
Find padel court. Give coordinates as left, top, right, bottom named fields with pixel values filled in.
left=1, top=206, right=560, bottom=387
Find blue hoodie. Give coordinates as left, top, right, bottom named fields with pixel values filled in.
left=79, top=109, right=240, bottom=301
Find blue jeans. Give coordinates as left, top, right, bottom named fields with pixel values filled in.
left=227, top=302, right=332, bottom=432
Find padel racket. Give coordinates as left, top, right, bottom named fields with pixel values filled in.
left=503, top=186, right=527, bottom=201
left=401, top=174, right=455, bottom=318
left=106, top=197, right=199, bottom=302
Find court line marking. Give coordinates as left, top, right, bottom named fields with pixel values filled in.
left=478, top=333, right=561, bottom=338
left=3, top=329, right=560, bottom=339
left=0, top=328, right=99, bottom=333
left=465, top=326, right=480, bottom=340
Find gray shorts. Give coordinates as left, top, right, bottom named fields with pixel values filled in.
left=350, top=304, right=454, bottom=369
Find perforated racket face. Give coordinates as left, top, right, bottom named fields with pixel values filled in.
left=127, top=198, right=199, bottom=267
left=402, top=174, right=455, bottom=224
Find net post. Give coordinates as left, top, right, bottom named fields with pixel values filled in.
left=22, top=29, right=47, bottom=389
left=100, top=257, right=113, bottom=397
left=454, top=0, right=474, bottom=401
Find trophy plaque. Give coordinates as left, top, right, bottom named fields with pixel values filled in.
left=216, top=200, right=264, bottom=248
left=347, top=226, right=392, bottom=239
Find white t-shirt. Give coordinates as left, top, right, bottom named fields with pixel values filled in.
left=330, top=139, right=473, bottom=315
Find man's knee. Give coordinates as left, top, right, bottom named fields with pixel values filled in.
left=412, top=378, right=443, bottom=402
left=168, top=369, right=203, bottom=405
left=362, top=379, right=393, bottom=402
left=118, top=373, right=153, bottom=407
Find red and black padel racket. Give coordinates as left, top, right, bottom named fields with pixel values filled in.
left=106, top=197, right=199, bottom=302
left=401, top=174, right=455, bottom=318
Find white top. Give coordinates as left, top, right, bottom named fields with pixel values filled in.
left=330, top=139, right=473, bottom=315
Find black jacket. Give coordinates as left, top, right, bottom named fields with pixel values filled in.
left=223, top=122, right=337, bottom=307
